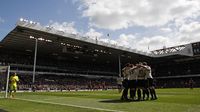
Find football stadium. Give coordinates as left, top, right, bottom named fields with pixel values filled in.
left=0, top=19, right=200, bottom=112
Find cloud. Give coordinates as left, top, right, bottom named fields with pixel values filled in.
left=48, top=20, right=78, bottom=34
left=84, top=28, right=119, bottom=45
left=116, top=34, right=137, bottom=48
left=115, top=34, right=170, bottom=51
left=76, top=0, right=200, bottom=51
left=160, top=27, right=172, bottom=32
left=84, top=28, right=103, bottom=40
left=43, top=0, right=200, bottom=53
left=46, top=19, right=200, bottom=52
left=79, top=0, right=200, bottom=30
left=114, top=21, right=200, bottom=51
left=177, top=21, right=200, bottom=44
left=47, top=20, right=105, bottom=41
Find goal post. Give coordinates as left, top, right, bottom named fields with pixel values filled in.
left=0, top=66, right=10, bottom=98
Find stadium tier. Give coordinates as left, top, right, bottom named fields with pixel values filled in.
left=0, top=19, right=200, bottom=89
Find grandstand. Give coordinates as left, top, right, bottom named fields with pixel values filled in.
left=151, top=42, right=200, bottom=88
left=0, top=19, right=151, bottom=91
left=0, top=18, right=200, bottom=91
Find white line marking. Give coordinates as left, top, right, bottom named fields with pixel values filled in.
left=42, top=97, right=65, bottom=101
left=14, top=98, right=125, bottom=112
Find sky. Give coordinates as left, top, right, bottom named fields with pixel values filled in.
left=1, top=0, right=200, bottom=52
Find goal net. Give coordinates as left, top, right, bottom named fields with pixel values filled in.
left=0, top=66, right=10, bottom=98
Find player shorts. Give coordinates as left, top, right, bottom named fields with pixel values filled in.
left=137, top=80, right=145, bottom=88
left=129, top=80, right=137, bottom=88
left=10, top=84, right=17, bottom=91
left=147, top=78, right=153, bottom=87
left=144, top=80, right=148, bottom=88
left=122, top=79, right=129, bottom=88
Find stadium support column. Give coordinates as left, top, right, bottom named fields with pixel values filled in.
left=118, top=55, right=121, bottom=77
left=33, top=38, right=38, bottom=83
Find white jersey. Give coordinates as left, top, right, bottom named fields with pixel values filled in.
left=122, top=67, right=131, bottom=80
left=129, top=67, right=138, bottom=80
left=137, top=67, right=146, bottom=80
left=144, top=65, right=153, bottom=79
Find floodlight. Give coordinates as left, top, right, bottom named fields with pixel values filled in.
left=61, top=43, right=65, bottom=45
left=24, top=19, right=28, bottom=22
left=38, top=38, right=45, bottom=41
left=46, top=40, right=52, bottom=42
left=30, top=36, right=35, bottom=39
left=20, top=18, right=23, bottom=21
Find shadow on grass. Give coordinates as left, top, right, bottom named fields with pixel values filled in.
left=99, top=99, right=141, bottom=103
left=0, top=109, right=9, bottom=112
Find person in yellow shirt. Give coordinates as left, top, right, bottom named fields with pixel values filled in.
left=9, top=73, right=19, bottom=98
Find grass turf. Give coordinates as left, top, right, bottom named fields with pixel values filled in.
left=0, top=88, right=200, bottom=112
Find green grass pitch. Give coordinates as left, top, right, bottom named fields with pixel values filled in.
left=0, top=88, right=200, bottom=112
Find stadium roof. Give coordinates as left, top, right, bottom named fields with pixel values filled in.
left=0, top=18, right=197, bottom=64
left=150, top=44, right=194, bottom=57
left=0, top=19, right=152, bottom=65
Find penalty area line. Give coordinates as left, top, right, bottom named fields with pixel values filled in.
left=14, top=98, right=125, bottom=112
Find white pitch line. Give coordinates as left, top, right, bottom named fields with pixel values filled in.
left=14, top=98, right=125, bottom=112
left=42, top=97, right=66, bottom=101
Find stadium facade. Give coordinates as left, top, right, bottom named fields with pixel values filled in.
left=0, top=19, right=200, bottom=89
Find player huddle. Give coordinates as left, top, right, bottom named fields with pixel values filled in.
left=120, top=62, right=157, bottom=101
